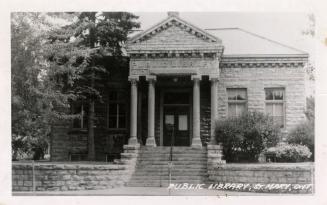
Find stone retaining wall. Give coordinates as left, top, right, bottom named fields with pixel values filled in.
left=208, top=163, right=314, bottom=193
left=12, top=162, right=129, bottom=192
left=13, top=145, right=139, bottom=192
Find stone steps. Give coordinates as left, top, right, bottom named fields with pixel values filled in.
left=134, top=166, right=206, bottom=171
left=135, top=162, right=206, bottom=165
left=127, top=179, right=208, bottom=187
left=126, top=146, right=208, bottom=187
left=132, top=172, right=208, bottom=177
left=137, top=154, right=207, bottom=157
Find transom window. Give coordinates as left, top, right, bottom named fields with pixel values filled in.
left=227, top=88, right=247, bottom=117
left=107, top=91, right=126, bottom=129
left=265, top=88, right=285, bottom=128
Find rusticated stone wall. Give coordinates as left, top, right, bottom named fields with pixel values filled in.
left=12, top=162, right=128, bottom=191
left=207, top=162, right=314, bottom=193
left=218, top=63, right=306, bottom=133
left=13, top=145, right=139, bottom=192
left=200, top=80, right=211, bottom=146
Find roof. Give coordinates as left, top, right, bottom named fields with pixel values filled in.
left=206, top=28, right=307, bottom=56
left=128, top=27, right=307, bottom=57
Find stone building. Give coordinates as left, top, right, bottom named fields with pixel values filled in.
left=50, top=12, right=308, bottom=162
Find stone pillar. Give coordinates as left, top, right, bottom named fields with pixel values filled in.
left=191, top=75, right=202, bottom=147
left=146, top=75, right=156, bottom=146
left=210, top=76, right=219, bottom=144
left=128, top=76, right=139, bottom=145
left=207, top=144, right=226, bottom=181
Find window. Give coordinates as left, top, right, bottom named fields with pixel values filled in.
left=71, top=102, right=88, bottom=129
left=227, top=88, right=247, bottom=117
left=107, top=91, right=126, bottom=129
left=265, top=88, right=285, bottom=128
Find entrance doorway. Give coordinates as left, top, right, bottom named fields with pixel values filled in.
left=162, top=91, right=191, bottom=146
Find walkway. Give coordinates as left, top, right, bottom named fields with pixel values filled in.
left=13, top=187, right=297, bottom=196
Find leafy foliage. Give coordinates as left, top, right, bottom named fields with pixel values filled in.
left=265, top=143, right=312, bottom=162
left=45, top=12, right=140, bottom=160
left=11, top=12, right=140, bottom=161
left=11, top=13, right=77, bottom=160
left=215, top=111, right=280, bottom=162
left=286, top=97, right=315, bottom=161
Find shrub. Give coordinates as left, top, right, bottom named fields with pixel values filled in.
left=215, top=111, right=280, bottom=162
left=287, top=121, right=314, bottom=160
left=12, top=134, right=48, bottom=161
left=265, top=143, right=312, bottom=162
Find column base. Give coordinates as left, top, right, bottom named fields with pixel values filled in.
left=145, top=136, right=156, bottom=147
left=191, top=137, right=202, bottom=148
left=128, top=136, right=138, bottom=145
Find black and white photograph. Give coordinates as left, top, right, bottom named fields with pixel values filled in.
left=9, top=11, right=316, bottom=196
left=1, top=0, right=327, bottom=203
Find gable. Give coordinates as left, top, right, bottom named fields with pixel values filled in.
left=126, top=15, right=222, bottom=53
left=139, top=24, right=214, bottom=45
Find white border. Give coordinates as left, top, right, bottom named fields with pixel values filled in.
left=1, top=0, right=327, bottom=204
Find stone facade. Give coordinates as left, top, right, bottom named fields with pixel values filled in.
left=49, top=12, right=308, bottom=161
left=218, top=57, right=306, bottom=133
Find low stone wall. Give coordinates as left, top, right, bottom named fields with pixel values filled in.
left=208, top=163, right=314, bottom=193
left=13, top=145, right=140, bottom=192
left=12, top=162, right=130, bottom=192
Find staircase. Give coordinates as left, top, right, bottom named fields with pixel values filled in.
left=126, top=146, right=208, bottom=187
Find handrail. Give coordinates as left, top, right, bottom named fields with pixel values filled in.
left=168, top=124, right=174, bottom=192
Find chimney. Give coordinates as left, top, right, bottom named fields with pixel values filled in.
left=168, top=11, right=179, bottom=17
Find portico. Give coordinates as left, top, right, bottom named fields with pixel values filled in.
left=125, top=12, right=223, bottom=147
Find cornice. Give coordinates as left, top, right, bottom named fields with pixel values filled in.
left=128, top=49, right=223, bottom=59
left=220, top=54, right=308, bottom=68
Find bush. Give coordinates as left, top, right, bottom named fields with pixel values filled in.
left=215, top=111, right=280, bottom=162
left=265, top=143, right=312, bottom=162
left=287, top=121, right=314, bottom=160
left=12, top=134, right=48, bottom=161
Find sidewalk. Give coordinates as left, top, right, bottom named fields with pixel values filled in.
left=12, top=187, right=298, bottom=196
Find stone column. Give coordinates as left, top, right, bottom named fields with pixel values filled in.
left=146, top=75, right=156, bottom=146
left=210, top=76, right=219, bottom=144
left=128, top=76, right=139, bottom=145
left=191, top=75, right=202, bottom=147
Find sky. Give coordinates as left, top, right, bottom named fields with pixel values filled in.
left=133, top=12, right=315, bottom=60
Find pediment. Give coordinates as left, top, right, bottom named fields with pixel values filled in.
left=127, top=15, right=222, bottom=52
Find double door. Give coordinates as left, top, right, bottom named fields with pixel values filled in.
left=163, top=106, right=190, bottom=146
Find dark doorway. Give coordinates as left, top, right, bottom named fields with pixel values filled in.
left=162, top=91, right=191, bottom=146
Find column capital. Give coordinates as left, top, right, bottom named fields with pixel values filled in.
left=191, top=75, right=202, bottom=81
left=209, top=75, right=219, bottom=81
left=128, top=76, right=139, bottom=84
left=146, top=75, right=157, bottom=82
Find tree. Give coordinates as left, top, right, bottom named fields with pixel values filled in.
left=46, top=12, right=140, bottom=160
left=11, top=13, right=76, bottom=160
